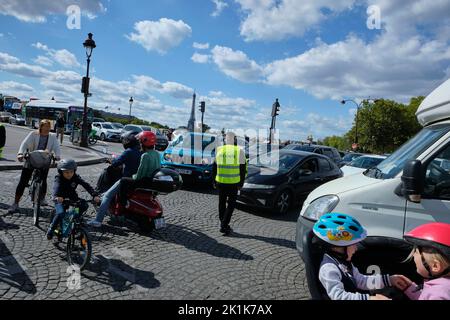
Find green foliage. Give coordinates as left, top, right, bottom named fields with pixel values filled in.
left=321, top=96, right=424, bottom=154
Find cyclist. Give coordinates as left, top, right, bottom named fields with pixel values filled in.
left=8, top=119, right=61, bottom=213
left=47, top=159, right=100, bottom=240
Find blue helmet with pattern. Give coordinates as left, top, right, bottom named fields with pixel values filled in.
left=313, top=213, right=367, bottom=247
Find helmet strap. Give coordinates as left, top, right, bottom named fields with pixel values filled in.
left=418, top=247, right=450, bottom=280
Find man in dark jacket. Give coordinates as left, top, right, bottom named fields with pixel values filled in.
left=47, top=159, right=100, bottom=240
left=55, top=112, right=65, bottom=145
left=87, top=132, right=142, bottom=227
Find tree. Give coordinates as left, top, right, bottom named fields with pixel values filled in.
left=321, top=135, right=351, bottom=151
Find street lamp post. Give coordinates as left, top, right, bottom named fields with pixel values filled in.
left=341, top=98, right=378, bottom=150
left=80, top=33, right=96, bottom=147
left=129, top=97, right=134, bottom=120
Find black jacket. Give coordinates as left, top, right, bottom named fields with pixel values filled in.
left=56, top=118, right=65, bottom=128
left=53, top=174, right=98, bottom=201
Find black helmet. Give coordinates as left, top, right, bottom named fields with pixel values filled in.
left=121, top=132, right=138, bottom=149
left=57, top=159, right=77, bottom=172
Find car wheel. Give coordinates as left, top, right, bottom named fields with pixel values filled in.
left=275, top=189, right=292, bottom=214
left=100, top=133, right=106, bottom=141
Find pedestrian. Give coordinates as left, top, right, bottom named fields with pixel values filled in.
left=8, top=119, right=61, bottom=213
left=212, top=131, right=247, bottom=236
left=313, top=212, right=410, bottom=300
left=0, top=122, right=5, bottom=159
left=401, top=222, right=450, bottom=300
left=55, top=112, right=65, bottom=145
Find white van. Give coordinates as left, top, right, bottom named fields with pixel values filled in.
left=296, top=78, right=450, bottom=299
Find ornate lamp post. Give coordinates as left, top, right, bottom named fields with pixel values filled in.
left=129, top=97, right=134, bottom=120
left=80, top=33, right=96, bottom=147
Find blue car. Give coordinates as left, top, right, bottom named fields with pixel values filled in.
left=161, top=132, right=217, bottom=183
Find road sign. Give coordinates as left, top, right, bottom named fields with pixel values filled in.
left=352, top=143, right=358, bottom=150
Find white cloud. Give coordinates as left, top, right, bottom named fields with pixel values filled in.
left=211, top=0, right=228, bottom=17
left=0, top=0, right=105, bottom=23
left=0, top=52, right=20, bottom=64
left=34, top=55, right=54, bottom=66
left=32, top=42, right=80, bottom=68
left=161, top=82, right=194, bottom=99
left=0, top=33, right=4, bottom=37
left=0, top=81, right=34, bottom=92
left=236, top=0, right=354, bottom=42
left=191, top=53, right=210, bottom=64
left=193, top=42, right=210, bottom=50
left=127, top=18, right=192, bottom=54
left=211, top=45, right=264, bottom=82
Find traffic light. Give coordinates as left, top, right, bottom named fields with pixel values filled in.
left=199, top=101, right=206, bottom=113
left=271, top=98, right=280, bottom=117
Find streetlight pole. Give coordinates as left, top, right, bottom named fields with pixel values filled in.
left=341, top=98, right=378, bottom=151
left=80, top=33, right=96, bottom=147
left=129, top=97, right=134, bottom=120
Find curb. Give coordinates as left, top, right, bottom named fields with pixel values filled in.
left=0, top=157, right=107, bottom=171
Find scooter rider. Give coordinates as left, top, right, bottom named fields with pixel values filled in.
left=87, top=132, right=142, bottom=227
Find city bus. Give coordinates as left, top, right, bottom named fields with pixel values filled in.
left=24, top=100, right=94, bottom=133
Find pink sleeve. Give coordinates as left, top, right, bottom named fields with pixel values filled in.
left=404, top=283, right=421, bottom=300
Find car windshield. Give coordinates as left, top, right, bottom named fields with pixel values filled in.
left=171, top=134, right=216, bottom=150
left=349, top=156, right=385, bottom=169
left=365, top=123, right=450, bottom=179
left=250, top=152, right=303, bottom=173
left=102, top=124, right=114, bottom=129
left=112, top=123, right=123, bottom=128
left=141, top=126, right=161, bottom=135
left=343, top=153, right=361, bottom=162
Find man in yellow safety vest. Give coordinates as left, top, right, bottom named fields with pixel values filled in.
left=213, top=131, right=247, bottom=235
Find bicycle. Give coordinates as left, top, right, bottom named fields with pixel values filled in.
left=24, top=151, right=56, bottom=227
left=52, top=199, right=94, bottom=270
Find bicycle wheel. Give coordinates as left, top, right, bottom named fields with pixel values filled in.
left=33, top=182, right=41, bottom=226
left=66, top=227, right=92, bottom=271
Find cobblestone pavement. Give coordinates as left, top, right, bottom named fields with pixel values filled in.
left=0, top=164, right=310, bottom=300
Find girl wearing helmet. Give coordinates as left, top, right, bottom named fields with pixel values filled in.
left=400, top=223, right=450, bottom=300
left=46, top=159, right=100, bottom=240
left=313, top=213, right=409, bottom=300
left=118, top=131, right=161, bottom=208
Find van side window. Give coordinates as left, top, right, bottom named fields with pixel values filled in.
left=423, top=145, right=450, bottom=200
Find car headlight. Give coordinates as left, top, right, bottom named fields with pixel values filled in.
left=202, top=158, right=211, bottom=165
left=242, top=183, right=276, bottom=189
left=301, top=195, right=339, bottom=221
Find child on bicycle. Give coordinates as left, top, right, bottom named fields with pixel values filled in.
left=47, top=159, right=100, bottom=240
left=313, top=212, right=410, bottom=300
left=400, top=222, right=450, bottom=300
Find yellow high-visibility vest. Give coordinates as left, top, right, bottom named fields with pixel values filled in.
left=216, top=145, right=242, bottom=184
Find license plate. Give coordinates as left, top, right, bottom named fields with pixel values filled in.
left=154, top=217, right=166, bottom=229
left=176, top=169, right=192, bottom=175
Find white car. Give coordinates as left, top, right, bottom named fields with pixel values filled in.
left=92, top=122, right=122, bottom=141
left=340, top=154, right=387, bottom=176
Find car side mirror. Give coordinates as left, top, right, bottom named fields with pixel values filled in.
left=401, top=160, right=424, bottom=203
left=298, top=169, right=313, bottom=176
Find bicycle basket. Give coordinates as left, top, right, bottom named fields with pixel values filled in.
left=28, top=151, right=52, bottom=169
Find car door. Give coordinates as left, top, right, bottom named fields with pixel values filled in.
left=291, top=157, right=320, bottom=197
left=404, top=143, right=450, bottom=233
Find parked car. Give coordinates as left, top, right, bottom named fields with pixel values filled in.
left=161, top=132, right=217, bottom=183
left=296, top=77, right=450, bottom=299
left=283, top=144, right=343, bottom=166
left=0, top=112, right=13, bottom=123
left=238, top=150, right=342, bottom=214
left=122, top=124, right=169, bottom=151
left=340, top=152, right=364, bottom=166
left=111, top=122, right=124, bottom=130
left=340, top=154, right=387, bottom=176
left=8, top=114, right=26, bottom=126
left=92, top=122, right=122, bottom=141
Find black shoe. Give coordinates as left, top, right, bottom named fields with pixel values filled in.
left=46, top=229, right=54, bottom=240
left=220, top=226, right=233, bottom=236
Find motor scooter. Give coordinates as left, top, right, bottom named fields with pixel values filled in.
left=107, top=168, right=183, bottom=232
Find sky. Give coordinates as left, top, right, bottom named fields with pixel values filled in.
left=0, top=0, right=449, bottom=140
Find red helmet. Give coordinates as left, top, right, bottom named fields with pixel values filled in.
left=404, top=223, right=450, bottom=258
left=137, top=131, right=156, bottom=147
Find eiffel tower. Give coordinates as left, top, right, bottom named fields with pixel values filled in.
left=187, top=92, right=196, bottom=132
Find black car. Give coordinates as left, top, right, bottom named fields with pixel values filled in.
left=122, top=124, right=169, bottom=151
left=283, top=144, right=343, bottom=166
left=238, top=150, right=342, bottom=214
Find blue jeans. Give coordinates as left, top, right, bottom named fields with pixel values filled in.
left=49, top=200, right=88, bottom=230
left=95, top=180, right=120, bottom=223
